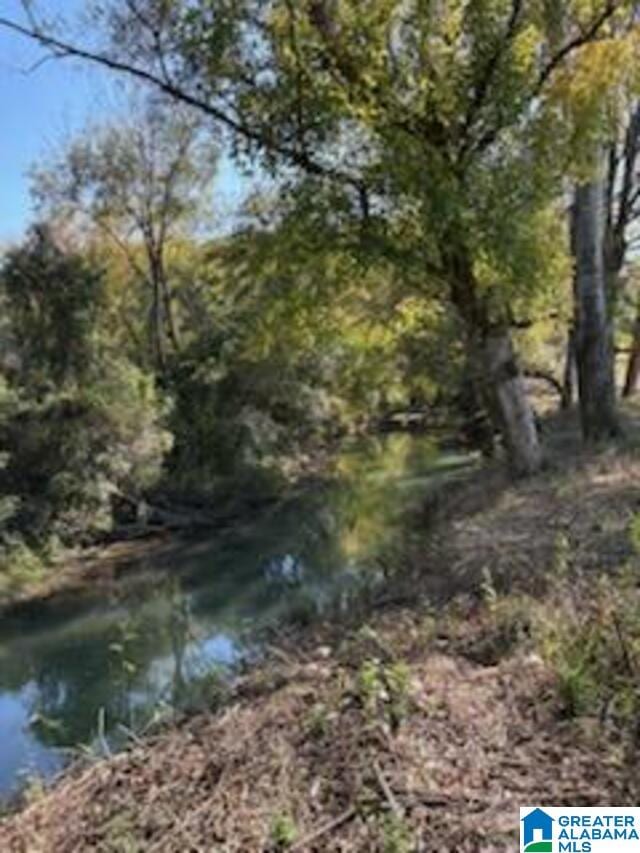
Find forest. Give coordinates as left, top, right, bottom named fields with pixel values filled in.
left=1, top=1, right=640, bottom=850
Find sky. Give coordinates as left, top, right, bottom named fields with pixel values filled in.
left=0, top=0, right=245, bottom=243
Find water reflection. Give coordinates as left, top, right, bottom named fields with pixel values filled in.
left=0, top=434, right=474, bottom=796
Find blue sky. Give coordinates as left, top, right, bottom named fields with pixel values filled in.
left=0, top=0, right=244, bottom=243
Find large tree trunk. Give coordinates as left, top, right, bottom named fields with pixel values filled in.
left=447, top=250, right=542, bottom=476
left=572, top=179, right=620, bottom=440
left=473, top=328, right=542, bottom=476
left=623, top=305, right=640, bottom=397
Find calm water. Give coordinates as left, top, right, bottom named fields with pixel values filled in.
left=0, top=434, right=473, bottom=797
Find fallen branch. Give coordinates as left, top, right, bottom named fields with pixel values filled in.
left=374, top=760, right=404, bottom=819
left=290, top=806, right=357, bottom=851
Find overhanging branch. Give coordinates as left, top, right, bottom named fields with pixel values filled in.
left=0, top=12, right=364, bottom=193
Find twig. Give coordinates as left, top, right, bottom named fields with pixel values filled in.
left=612, top=612, right=636, bottom=677
left=373, top=760, right=403, bottom=818
left=116, top=722, right=145, bottom=746
left=289, top=806, right=357, bottom=851
left=97, top=707, right=112, bottom=758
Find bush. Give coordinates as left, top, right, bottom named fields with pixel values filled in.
left=0, top=360, right=170, bottom=543
left=0, top=537, right=46, bottom=597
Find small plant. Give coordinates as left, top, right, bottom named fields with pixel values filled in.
left=270, top=812, right=298, bottom=849
left=466, top=588, right=533, bottom=666
left=103, top=811, right=141, bottom=853
left=480, top=566, right=498, bottom=611
left=379, top=813, right=413, bottom=853
left=305, top=702, right=330, bottom=738
left=19, top=774, right=46, bottom=807
left=358, top=658, right=383, bottom=715
left=178, top=668, right=230, bottom=714
left=385, top=661, right=411, bottom=729
left=356, top=658, right=411, bottom=730
left=0, top=538, right=46, bottom=597
left=534, top=570, right=640, bottom=722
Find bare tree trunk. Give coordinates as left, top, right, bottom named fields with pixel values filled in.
left=151, top=276, right=166, bottom=373
left=561, top=328, right=577, bottom=409
left=448, top=249, right=542, bottom=476
left=475, top=329, right=542, bottom=476
left=572, top=178, right=620, bottom=440
left=156, top=252, right=180, bottom=355
left=148, top=249, right=179, bottom=372
left=623, top=306, right=640, bottom=397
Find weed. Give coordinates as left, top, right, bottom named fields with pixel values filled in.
left=103, top=811, right=141, bottom=853
left=270, top=812, right=298, bottom=849
left=305, top=702, right=330, bottom=738
left=0, top=539, right=46, bottom=597
left=356, top=658, right=411, bottom=730
left=534, top=570, right=640, bottom=723
left=379, top=813, right=414, bottom=853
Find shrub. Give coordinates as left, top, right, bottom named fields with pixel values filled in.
left=534, top=568, right=640, bottom=722
left=0, top=360, right=170, bottom=544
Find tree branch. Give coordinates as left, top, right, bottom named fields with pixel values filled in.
left=616, top=100, right=640, bottom=237
left=0, top=13, right=363, bottom=192
left=458, top=0, right=523, bottom=150
left=473, top=0, right=622, bottom=157
left=535, top=0, right=620, bottom=95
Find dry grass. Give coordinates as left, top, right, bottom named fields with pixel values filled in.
left=0, top=603, right=634, bottom=852
left=414, top=412, right=640, bottom=600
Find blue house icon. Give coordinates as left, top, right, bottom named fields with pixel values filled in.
left=522, top=808, right=554, bottom=850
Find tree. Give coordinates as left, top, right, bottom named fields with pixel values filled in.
left=556, top=24, right=640, bottom=424
left=1, top=223, right=104, bottom=392
left=0, top=0, right=631, bottom=473
left=32, top=95, right=218, bottom=373
left=572, top=172, right=620, bottom=439
left=0, top=225, right=170, bottom=545
left=608, top=102, right=640, bottom=398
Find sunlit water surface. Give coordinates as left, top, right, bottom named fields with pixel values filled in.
left=0, top=434, right=474, bottom=797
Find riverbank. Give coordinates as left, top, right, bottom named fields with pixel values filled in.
left=0, top=430, right=469, bottom=618
left=2, top=412, right=640, bottom=850
left=0, top=469, right=327, bottom=617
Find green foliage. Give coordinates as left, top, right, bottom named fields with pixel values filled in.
left=356, top=658, right=411, bottom=729
left=0, top=362, right=170, bottom=544
left=0, top=538, right=46, bottom=597
left=163, top=0, right=621, bottom=321
left=304, top=702, right=331, bottom=739
left=0, top=227, right=169, bottom=584
left=1, top=225, right=104, bottom=390
left=164, top=196, right=461, bottom=496
left=535, top=569, right=640, bottom=720
left=2, top=0, right=634, bottom=590
left=269, top=812, right=298, bottom=849
left=379, top=813, right=414, bottom=853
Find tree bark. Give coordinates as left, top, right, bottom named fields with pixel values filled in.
left=561, top=328, right=577, bottom=409
left=447, top=249, right=542, bottom=476
left=474, top=329, right=542, bottom=476
left=151, top=276, right=166, bottom=373
left=623, top=305, right=640, bottom=397
left=572, top=178, right=620, bottom=440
